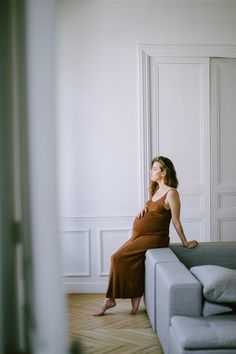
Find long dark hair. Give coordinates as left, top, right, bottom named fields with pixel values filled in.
left=150, top=156, right=179, bottom=197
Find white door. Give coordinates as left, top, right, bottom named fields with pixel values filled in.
left=149, top=57, right=211, bottom=242
left=211, top=58, right=236, bottom=241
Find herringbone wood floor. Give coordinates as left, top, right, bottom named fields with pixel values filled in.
left=67, top=293, right=164, bottom=354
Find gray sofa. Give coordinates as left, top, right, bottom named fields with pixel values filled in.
left=145, top=243, right=236, bottom=354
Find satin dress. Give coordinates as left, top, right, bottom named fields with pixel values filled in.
left=106, top=190, right=174, bottom=299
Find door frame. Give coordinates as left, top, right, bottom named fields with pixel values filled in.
left=138, top=45, right=236, bottom=242
left=139, top=45, right=236, bottom=206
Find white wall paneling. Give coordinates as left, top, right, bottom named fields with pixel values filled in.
left=57, top=0, right=236, bottom=293
left=60, top=216, right=133, bottom=293
left=60, top=229, right=91, bottom=277
left=211, top=58, right=236, bottom=241
left=218, top=193, right=236, bottom=211
left=218, top=219, right=236, bottom=242
left=170, top=219, right=204, bottom=243
left=139, top=46, right=236, bottom=243
left=140, top=47, right=211, bottom=242
left=98, top=229, right=131, bottom=276
left=181, top=193, right=204, bottom=212
left=60, top=48, right=236, bottom=293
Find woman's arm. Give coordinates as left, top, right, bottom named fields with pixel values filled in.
left=166, top=190, right=198, bottom=249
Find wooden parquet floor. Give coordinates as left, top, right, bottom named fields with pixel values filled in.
left=67, top=293, right=164, bottom=354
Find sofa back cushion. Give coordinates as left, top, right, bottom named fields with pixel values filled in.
left=170, top=243, right=236, bottom=269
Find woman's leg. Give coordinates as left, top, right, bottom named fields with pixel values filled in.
left=94, top=235, right=168, bottom=315
left=130, top=297, right=142, bottom=315
left=93, top=298, right=116, bottom=316
left=93, top=241, right=132, bottom=316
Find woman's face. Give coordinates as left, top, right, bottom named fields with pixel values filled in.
left=150, top=161, right=164, bottom=182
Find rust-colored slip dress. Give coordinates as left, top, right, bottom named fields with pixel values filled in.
left=106, top=189, right=174, bottom=299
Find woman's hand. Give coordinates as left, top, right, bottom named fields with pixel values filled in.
left=136, top=206, right=148, bottom=218
left=184, top=240, right=198, bottom=249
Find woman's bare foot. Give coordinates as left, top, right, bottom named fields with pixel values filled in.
left=93, top=298, right=116, bottom=316
left=130, top=297, right=141, bottom=315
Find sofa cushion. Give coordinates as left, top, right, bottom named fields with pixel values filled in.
left=145, top=248, right=180, bottom=331
left=170, top=314, right=236, bottom=349
left=170, top=243, right=236, bottom=270
left=190, top=265, right=236, bottom=303
left=202, top=300, right=233, bottom=317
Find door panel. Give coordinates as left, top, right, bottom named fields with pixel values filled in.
left=211, top=58, right=236, bottom=241
left=150, top=57, right=210, bottom=242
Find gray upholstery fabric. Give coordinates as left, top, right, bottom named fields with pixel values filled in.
left=190, top=265, right=236, bottom=303
left=169, top=325, right=236, bottom=354
left=170, top=314, right=236, bottom=349
left=145, top=243, right=236, bottom=354
left=145, top=248, right=180, bottom=330
left=202, top=300, right=233, bottom=317
left=155, top=262, right=202, bottom=354
left=170, top=243, right=236, bottom=270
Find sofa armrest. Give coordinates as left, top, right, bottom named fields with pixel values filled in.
left=155, top=262, right=202, bottom=354
left=145, top=248, right=181, bottom=330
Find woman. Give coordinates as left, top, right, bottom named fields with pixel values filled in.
left=94, top=156, right=198, bottom=316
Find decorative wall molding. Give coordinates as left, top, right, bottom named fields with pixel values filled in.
left=180, top=193, right=204, bottom=212
left=139, top=47, right=151, bottom=205
left=60, top=228, right=91, bottom=277
left=150, top=59, right=208, bottom=187
left=139, top=45, right=236, bottom=59
left=211, top=58, right=236, bottom=242
left=215, top=62, right=222, bottom=187
left=217, top=193, right=236, bottom=211
left=213, top=61, right=236, bottom=187
left=139, top=47, right=211, bottom=197
left=61, top=216, right=135, bottom=221
left=139, top=45, right=236, bottom=243
left=61, top=46, right=236, bottom=293
left=170, top=218, right=205, bottom=241
left=98, top=228, right=131, bottom=276
left=60, top=217, right=134, bottom=293
left=60, top=215, right=135, bottom=224
left=139, top=46, right=211, bottom=241
left=218, top=218, right=236, bottom=242
left=64, top=281, right=107, bottom=294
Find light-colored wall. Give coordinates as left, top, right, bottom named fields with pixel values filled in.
left=56, top=0, right=236, bottom=292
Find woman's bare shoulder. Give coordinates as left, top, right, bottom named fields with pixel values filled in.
left=166, top=189, right=179, bottom=199
left=167, top=188, right=179, bottom=194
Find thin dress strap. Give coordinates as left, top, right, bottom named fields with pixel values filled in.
left=165, top=188, right=179, bottom=198
left=166, top=188, right=178, bottom=194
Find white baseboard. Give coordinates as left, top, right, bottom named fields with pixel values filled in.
left=64, top=281, right=108, bottom=294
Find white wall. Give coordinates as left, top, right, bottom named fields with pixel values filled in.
left=56, top=0, right=236, bottom=292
